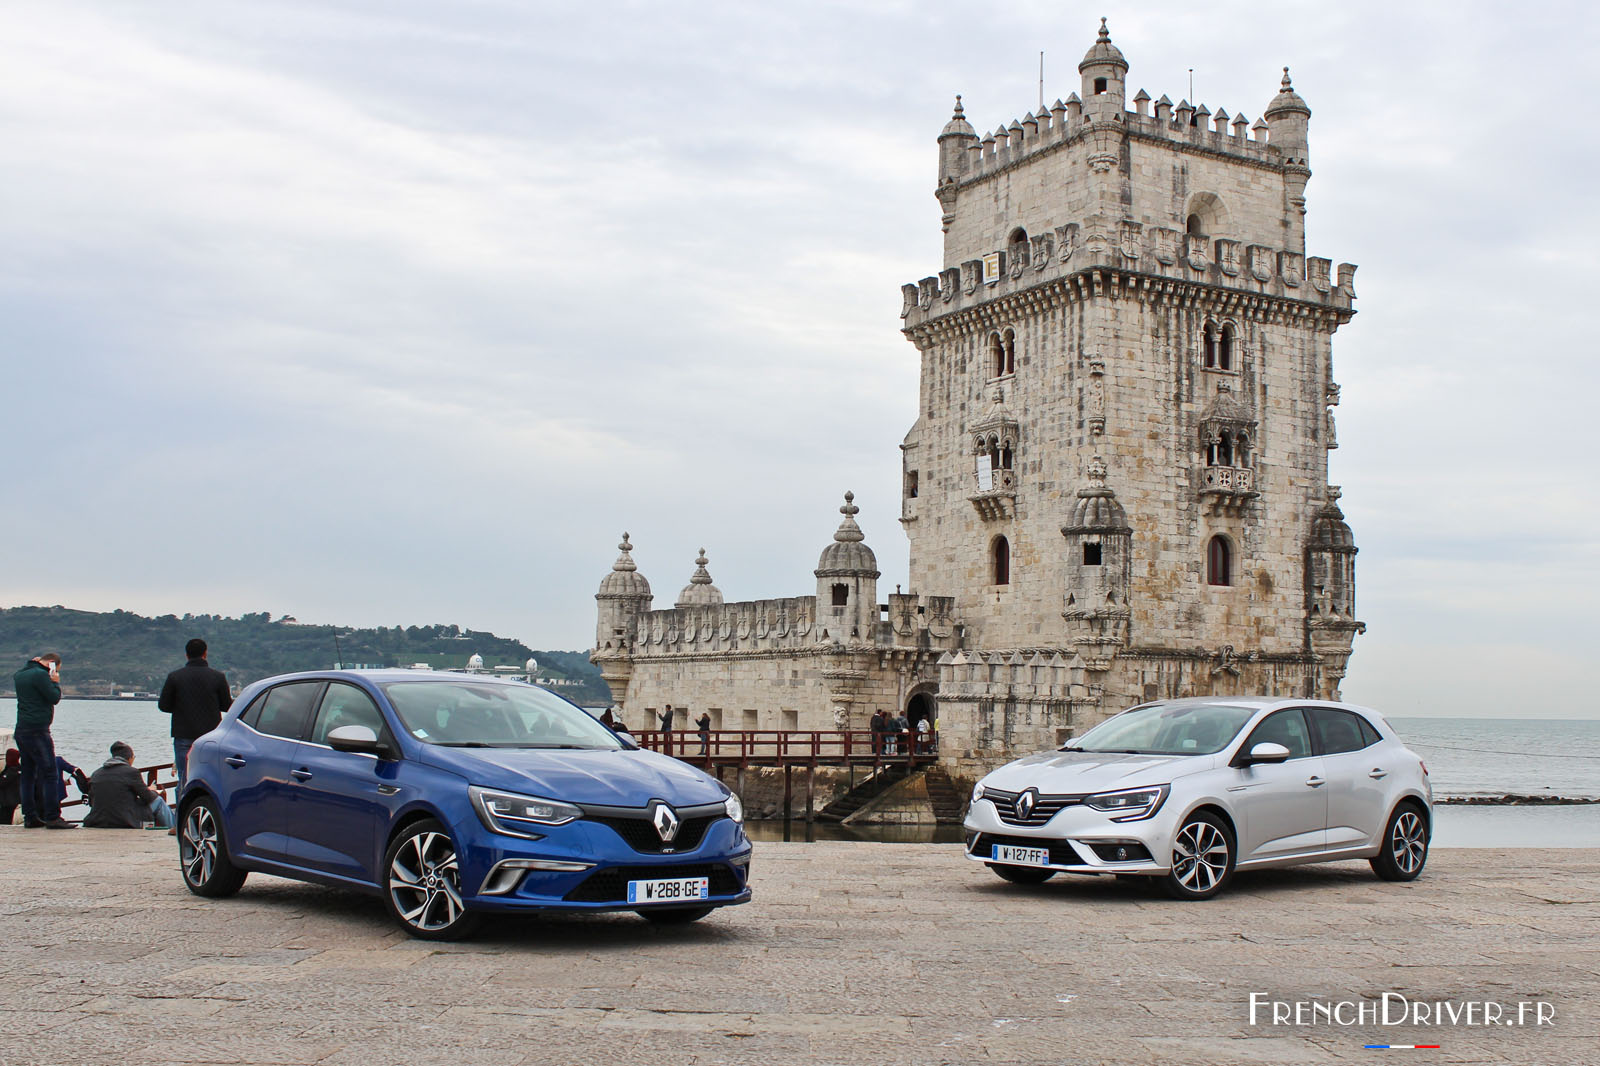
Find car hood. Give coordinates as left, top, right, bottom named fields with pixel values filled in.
left=419, top=746, right=727, bottom=808
left=983, top=750, right=1218, bottom=794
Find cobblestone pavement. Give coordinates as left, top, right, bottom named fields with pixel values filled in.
left=0, top=830, right=1594, bottom=1065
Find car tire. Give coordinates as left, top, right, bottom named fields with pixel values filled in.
left=1161, top=810, right=1235, bottom=900
left=179, top=795, right=248, bottom=898
left=986, top=863, right=1056, bottom=885
left=383, top=819, right=481, bottom=941
left=1370, top=802, right=1429, bottom=882
left=636, top=906, right=714, bottom=924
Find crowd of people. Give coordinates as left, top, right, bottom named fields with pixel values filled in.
left=5, top=638, right=232, bottom=832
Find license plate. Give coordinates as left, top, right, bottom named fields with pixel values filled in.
left=992, top=844, right=1049, bottom=866
left=627, top=876, right=710, bottom=904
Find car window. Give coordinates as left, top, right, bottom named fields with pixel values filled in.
left=1241, top=708, right=1312, bottom=759
left=311, top=683, right=390, bottom=747
left=237, top=690, right=270, bottom=730
left=1311, top=708, right=1373, bottom=755
left=381, top=681, right=623, bottom=749
left=1358, top=717, right=1383, bottom=747
left=253, top=682, right=323, bottom=741
left=1071, top=702, right=1256, bottom=756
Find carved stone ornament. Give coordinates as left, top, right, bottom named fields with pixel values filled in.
left=1215, top=239, right=1240, bottom=277
left=1055, top=223, right=1079, bottom=262
left=1280, top=251, right=1304, bottom=288
left=940, top=267, right=960, bottom=303
left=1308, top=257, right=1331, bottom=294
left=1030, top=232, right=1054, bottom=271
left=1185, top=234, right=1210, bottom=272
left=918, top=276, right=939, bottom=307
left=900, top=283, right=919, bottom=317
left=962, top=259, right=981, bottom=295
left=1152, top=227, right=1178, bottom=266
left=1119, top=220, right=1143, bottom=261
left=1247, top=245, right=1274, bottom=282
left=1008, top=245, right=1027, bottom=279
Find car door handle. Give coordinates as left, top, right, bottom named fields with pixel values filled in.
left=224, top=756, right=247, bottom=768
left=291, top=768, right=313, bottom=781
left=1305, top=776, right=1325, bottom=788
left=376, top=784, right=401, bottom=796
left=1369, top=768, right=1388, bottom=779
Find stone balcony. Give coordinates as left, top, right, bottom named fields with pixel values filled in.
left=969, top=468, right=1016, bottom=520
left=1198, top=464, right=1258, bottom=515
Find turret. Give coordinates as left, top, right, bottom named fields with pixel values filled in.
left=937, top=95, right=978, bottom=183
left=1265, top=67, right=1312, bottom=251
left=1078, top=18, right=1128, bottom=121
left=1060, top=457, right=1133, bottom=672
left=594, top=533, right=653, bottom=652
left=675, top=548, right=725, bottom=609
left=814, top=492, right=880, bottom=642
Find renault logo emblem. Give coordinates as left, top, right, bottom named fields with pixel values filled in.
left=1015, top=789, right=1037, bottom=822
left=651, top=801, right=681, bottom=843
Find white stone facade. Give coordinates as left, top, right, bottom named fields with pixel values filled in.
left=593, top=22, right=1363, bottom=782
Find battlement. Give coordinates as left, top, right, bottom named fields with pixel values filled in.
left=625, top=591, right=961, bottom=660
left=955, top=91, right=1277, bottom=186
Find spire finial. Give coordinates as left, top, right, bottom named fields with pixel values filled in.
left=1281, top=66, right=1293, bottom=90
left=612, top=533, right=637, bottom=573
left=832, top=492, right=865, bottom=544
left=952, top=94, right=964, bottom=119
left=1098, top=16, right=1110, bottom=41
left=1087, top=455, right=1108, bottom=485
left=689, top=548, right=713, bottom=585
left=840, top=490, right=859, bottom=518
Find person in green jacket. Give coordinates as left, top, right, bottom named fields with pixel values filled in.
left=12, top=653, right=73, bottom=828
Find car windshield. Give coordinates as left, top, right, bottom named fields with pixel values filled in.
left=381, top=682, right=623, bottom=749
left=1069, top=702, right=1257, bottom=756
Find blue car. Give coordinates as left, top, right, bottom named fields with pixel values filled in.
left=177, top=670, right=752, bottom=939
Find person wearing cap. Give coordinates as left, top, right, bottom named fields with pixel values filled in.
left=83, top=742, right=174, bottom=831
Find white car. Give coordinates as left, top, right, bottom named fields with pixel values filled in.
left=963, top=698, right=1432, bottom=899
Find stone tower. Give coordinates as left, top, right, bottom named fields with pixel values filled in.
left=900, top=21, right=1363, bottom=761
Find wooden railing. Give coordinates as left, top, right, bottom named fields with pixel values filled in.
left=630, top=729, right=938, bottom=768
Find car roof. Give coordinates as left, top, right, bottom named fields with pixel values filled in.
left=248, top=669, right=532, bottom=687
left=1127, top=696, right=1384, bottom=717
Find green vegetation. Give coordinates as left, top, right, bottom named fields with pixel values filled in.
left=0, top=606, right=609, bottom=704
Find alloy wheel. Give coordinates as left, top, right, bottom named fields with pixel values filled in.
left=181, top=803, right=218, bottom=888
left=1171, top=819, right=1230, bottom=894
left=388, top=830, right=466, bottom=932
left=1390, top=810, right=1427, bottom=875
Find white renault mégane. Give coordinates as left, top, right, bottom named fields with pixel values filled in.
left=963, top=698, right=1432, bottom=899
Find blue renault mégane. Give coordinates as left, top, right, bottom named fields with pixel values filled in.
left=177, top=670, right=751, bottom=939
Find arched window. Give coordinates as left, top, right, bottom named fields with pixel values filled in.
left=1216, top=432, right=1233, bottom=467
left=1219, top=324, right=1235, bottom=371
left=1094, top=77, right=1108, bottom=95
left=1002, top=328, right=1016, bottom=375
left=1206, top=535, right=1231, bottom=587
left=989, top=332, right=1006, bottom=377
left=831, top=583, right=849, bottom=606
left=1187, top=213, right=1206, bottom=238
left=992, top=536, right=1011, bottom=586
left=1202, top=322, right=1218, bottom=368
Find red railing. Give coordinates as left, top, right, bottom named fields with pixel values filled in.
left=60, top=763, right=176, bottom=809
left=630, top=729, right=938, bottom=768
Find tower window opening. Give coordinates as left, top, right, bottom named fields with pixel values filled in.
left=989, top=332, right=1006, bottom=377
left=831, top=583, right=849, bottom=606
left=1003, top=328, right=1016, bottom=375
left=1219, top=324, right=1235, bottom=370
left=991, top=536, right=1011, bottom=586
left=1236, top=435, right=1250, bottom=468
left=1083, top=543, right=1103, bottom=566
left=1094, top=77, right=1108, bottom=95
left=905, top=470, right=919, bottom=498
left=1216, top=432, right=1233, bottom=467
left=1206, top=535, right=1232, bottom=587
left=1202, top=322, right=1218, bottom=368
left=1187, top=214, right=1206, bottom=238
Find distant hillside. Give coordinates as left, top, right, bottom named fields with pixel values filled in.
left=0, top=606, right=609, bottom=704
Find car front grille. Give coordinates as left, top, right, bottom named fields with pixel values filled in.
left=970, top=832, right=1086, bottom=867
left=982, top=787, right=1086, bottom=827
left=586, top=814, right=723, bottom=854
left=564, top=863, right=746, bottom=903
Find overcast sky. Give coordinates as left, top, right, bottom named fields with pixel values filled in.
left=3, top=2, right=1596, bottom=717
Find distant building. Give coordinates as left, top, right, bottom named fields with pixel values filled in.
left=593, top=22, right=1362, bottom=780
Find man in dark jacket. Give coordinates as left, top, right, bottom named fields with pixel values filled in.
left=83, top=742, right=172, bottom=829
left=12, top=653, right=73, bottom=828
left=158, top=639, right=232, bottom=793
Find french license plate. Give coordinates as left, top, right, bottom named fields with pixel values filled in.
left=992, top=844, right=1049, bottom=866
left=627, top=876, right=710, bottom=904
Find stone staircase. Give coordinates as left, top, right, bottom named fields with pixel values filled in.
left=922, top=766, right=969, bottom=825
left=815, top=765, right=911, bottom=822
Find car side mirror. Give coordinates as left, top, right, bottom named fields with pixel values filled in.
left=1242, top=741, right=1291, bottom=765
left=328, top=724, right=389, bottom=758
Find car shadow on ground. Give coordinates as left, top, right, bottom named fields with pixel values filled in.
left=963, top=859, right=1387, bottom=903
left=217, top=875, right=749, bottom=950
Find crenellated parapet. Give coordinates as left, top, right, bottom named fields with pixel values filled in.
left=629, top=595, right=821, bottom=658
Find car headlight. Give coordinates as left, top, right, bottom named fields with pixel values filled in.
left=1084, top=785, right=1169, bottom=822
left=469, top=785, right=582, bottom=839
left=971, top=782, right=987, bottom=803
left=724, top=791, right=744, bottom=824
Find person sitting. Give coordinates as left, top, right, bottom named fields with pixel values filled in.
left=82, top=742, right=174, bottom=831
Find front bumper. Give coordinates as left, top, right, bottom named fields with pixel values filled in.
left=963, top=796, right=1179, bottom=875
left=455, top=813, right=753, bottom=913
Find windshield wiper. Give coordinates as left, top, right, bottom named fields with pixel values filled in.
left=434, top=741, right=493, bottom=747
left=515, top=743, right=605, bottom=750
